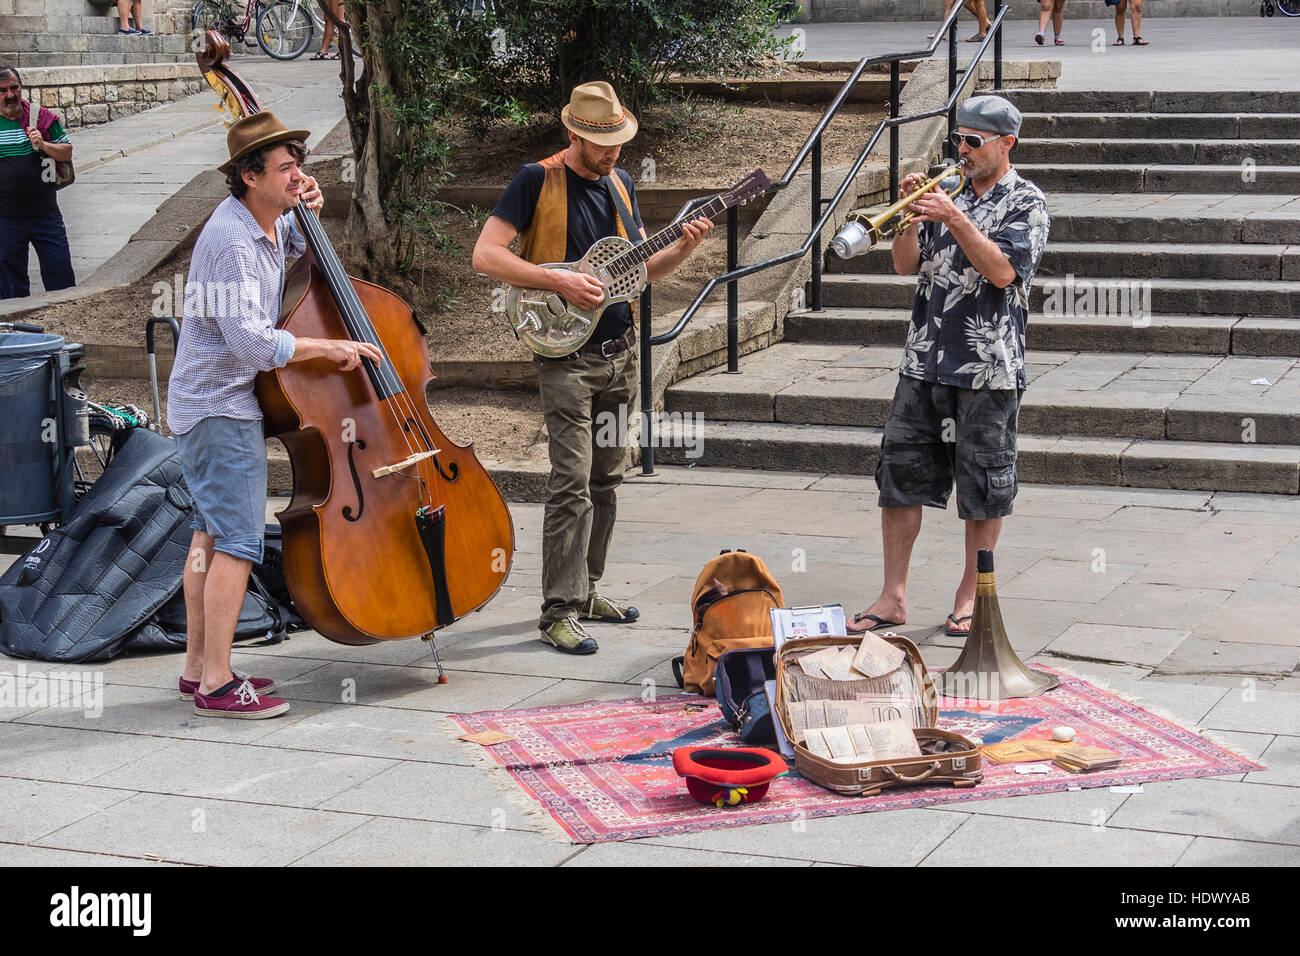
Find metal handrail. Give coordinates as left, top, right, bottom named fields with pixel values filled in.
left=638, top=1, right=1007, bottom=473
left=653, top=4, right=1007, bottom=347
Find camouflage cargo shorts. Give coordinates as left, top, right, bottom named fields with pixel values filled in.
left=875, top=374, right=1023, bottom=520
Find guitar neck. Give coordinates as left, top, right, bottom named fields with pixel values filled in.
left=613, top=194, right=729, bottom=271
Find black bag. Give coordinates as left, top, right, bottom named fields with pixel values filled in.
left=714, top=647, right=777, bottom=745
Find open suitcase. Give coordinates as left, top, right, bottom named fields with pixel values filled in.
left=775, top=634, right=983, bottom=796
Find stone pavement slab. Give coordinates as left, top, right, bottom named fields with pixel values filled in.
left=919, top=815, right=1194, bottom=867
left=34, top=791, right=371, bottom=867
left=290, top=816, right=578, bottom=867
left=778, top=19, right=1300, bottom=92
left=1106, top=777, right=1300, bottom=845
left=1176, top=836, right=1299, bottom=867
left=87, top=738, right=398, bottom=809
left=644, top=808, right=965, bottom=866
left=565, top=842, right=812, bottom=867
left=0, top=777, right=136, bottom=845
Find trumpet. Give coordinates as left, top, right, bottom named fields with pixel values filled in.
left=831, top=161, right=967, bottom=259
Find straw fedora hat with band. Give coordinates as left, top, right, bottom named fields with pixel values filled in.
left=560, top=82, right=637, bottom=147
left=218, top=111, right=311, bottom=175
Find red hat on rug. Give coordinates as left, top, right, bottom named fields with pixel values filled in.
left=673, top=747, right=787, bottom=808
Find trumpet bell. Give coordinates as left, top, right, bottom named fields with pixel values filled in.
left=831, top=219, right=877, bottom=259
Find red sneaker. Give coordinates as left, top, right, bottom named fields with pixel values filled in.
left=179, top=670, right=276, bottom=701
left=193, top=679, right=290, bottom=719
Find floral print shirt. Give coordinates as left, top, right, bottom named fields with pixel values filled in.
left=902, top=168, right=1050, bottom=390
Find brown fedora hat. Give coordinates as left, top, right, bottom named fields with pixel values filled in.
left=560, top=81, right=637, bottom=147
left=218, top=111, right=311, bottom=174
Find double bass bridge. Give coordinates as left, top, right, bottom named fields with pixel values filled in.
left=372, top=449, right=442, bottom=479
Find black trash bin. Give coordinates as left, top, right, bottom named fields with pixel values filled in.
left=0, top=331, right=88, bottom=525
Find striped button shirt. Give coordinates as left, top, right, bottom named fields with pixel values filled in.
left=166, top=195, right=305, bottom=435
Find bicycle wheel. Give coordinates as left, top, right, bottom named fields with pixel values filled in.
left=191, top=0, right=227, bottom=44
left=257, top=1, right=314, bottom=60
left=1275, top=0, right=1300, bottom=14
left=73, top=416, right=123, bottom=498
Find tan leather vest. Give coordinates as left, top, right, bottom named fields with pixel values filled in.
left=517, top=150, right=635, bottom=267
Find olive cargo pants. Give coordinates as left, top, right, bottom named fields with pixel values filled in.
left=535, top=347, right=638, bottom=628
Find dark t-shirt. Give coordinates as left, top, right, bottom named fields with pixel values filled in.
left=492, top=162, right=644, bottom=343
left=0, top=114, right=68, bottom=219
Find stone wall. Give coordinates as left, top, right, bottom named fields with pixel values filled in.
left=19, top=64, right=202, bottom=128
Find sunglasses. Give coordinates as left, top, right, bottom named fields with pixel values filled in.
left=950, top=131, right=1006, bottom=150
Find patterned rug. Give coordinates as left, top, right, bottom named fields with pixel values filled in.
left=450, top=666, right=1262, bottom=844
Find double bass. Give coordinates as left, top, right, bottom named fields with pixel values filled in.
left=195, top=33, right=514, bottom=645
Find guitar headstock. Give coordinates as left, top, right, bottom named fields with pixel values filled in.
left=722, top=169, right=772, bottom=208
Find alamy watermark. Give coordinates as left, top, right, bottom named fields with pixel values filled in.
left=1, top=664, right=103, bottom=718
left=594, top=405, right=705, bottom=459
left=1039, top=273, right=1152, bottom=327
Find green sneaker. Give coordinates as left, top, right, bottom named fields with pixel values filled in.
left=579, top=593, right=641, bottom=624
left=539, top=616, right=599, bottom=655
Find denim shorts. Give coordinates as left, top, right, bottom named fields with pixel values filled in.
left=175, top=415, right=267, bottom=564
left=875, top=375, right=1022, bottom=521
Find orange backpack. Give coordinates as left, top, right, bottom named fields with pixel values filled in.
left=672, top=550, right=784, bottom=696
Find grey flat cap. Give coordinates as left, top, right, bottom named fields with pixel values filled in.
left=957, top=94, right=1022, bottom=137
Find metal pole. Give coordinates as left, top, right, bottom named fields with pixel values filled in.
left=889, top=61, right=900, bottom=200
left=810, top=133, right=822, bottom=313
left=948, top=27, right=958, bottom=163
left=639, top=286, right=655, bottom=475
left=994, top=0, right=1003, bottom=90
left=726, top=205, right=739, bottom=372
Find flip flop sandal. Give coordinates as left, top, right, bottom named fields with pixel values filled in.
left=310, top=51, right=329, bottom=60
left=965, top=33, right=986, bottom=42
left=1133, top=36, right=1148, bottom=45
left=846, top=611, right=904, bottom=634
left=1113, top=37, right=1125, bottom=45
left=945, top=613, right=973, bottom=636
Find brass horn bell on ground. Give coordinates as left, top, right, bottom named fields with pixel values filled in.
left=936, top=549, right=1059, bottom=700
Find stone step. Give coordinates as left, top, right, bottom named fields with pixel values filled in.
left=1020, top=113, right=1300, bottom=140
left=1016, top=163, right=1300, bottom=194
left=1042, top=195, right=1300, bottom=246
left=651, top=420, right=1300, bottom=495
left=1004, top=89, right=1300, bottom=116
left=783, top=308, right=1300, bottom=357
left=665, top=350, right=1300, bottom=444
left=1015, top=138, right=1300, bottom=167
left=817, top=273, right=1300, bottom=317
left=830, top=241, right=1300, bottom=282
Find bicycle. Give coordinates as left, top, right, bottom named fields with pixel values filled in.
left=191, top=0, right=269, bottom=51
left=1260, top=0, right=1300, bottom=14
left=257, top=0, right=362, bottom=61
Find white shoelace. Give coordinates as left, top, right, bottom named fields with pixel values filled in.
left=232, top=680, right=261, bottom=706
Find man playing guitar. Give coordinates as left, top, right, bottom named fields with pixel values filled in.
left=472, top=82, right=712, bottom=655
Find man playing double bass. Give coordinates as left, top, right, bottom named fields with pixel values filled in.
left=473, top=82, right=712, bottom=655
left=167, top=113, right=381, bottom=718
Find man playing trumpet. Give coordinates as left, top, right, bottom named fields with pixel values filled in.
left=847, top=95, right=1050, bottom=638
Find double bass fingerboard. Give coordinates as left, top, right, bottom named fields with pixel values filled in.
left=293, top=206, right=405, bottom=400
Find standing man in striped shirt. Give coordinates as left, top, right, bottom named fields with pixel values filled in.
left=0, top=65, right=75, bottom=299
left=167, top=112, right=381, bottom=719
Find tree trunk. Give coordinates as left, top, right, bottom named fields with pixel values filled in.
left=324, top=0, right=402, bottom=285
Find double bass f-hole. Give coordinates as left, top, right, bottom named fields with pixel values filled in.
left=342, top=439, right=366, bottom=522
left=403, top=415, right=459, bottom=482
